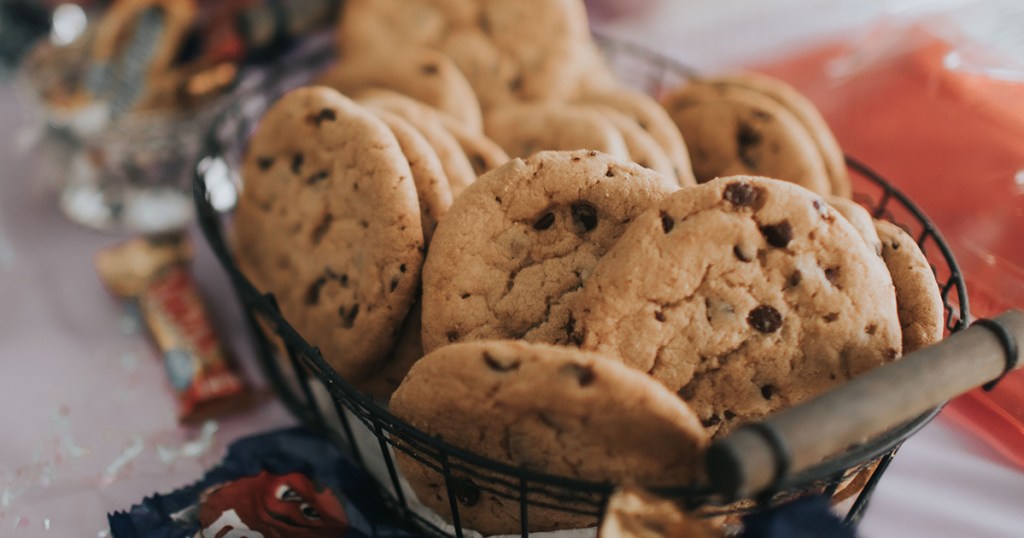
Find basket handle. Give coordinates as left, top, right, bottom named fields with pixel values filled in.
left=706, top=309, right=1024, bottom=498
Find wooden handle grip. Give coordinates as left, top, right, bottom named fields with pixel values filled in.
left=707, top=310, right=1024, bottom=498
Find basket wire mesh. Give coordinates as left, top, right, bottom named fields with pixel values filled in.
left=192, top=36, right=970, bottom=537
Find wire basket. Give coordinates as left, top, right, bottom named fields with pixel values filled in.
left=192, top=36, right=970, bottom=537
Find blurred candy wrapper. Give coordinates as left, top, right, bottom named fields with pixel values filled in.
left=108, top=428, right=414, bottom=538
left=15, top=0, right=339, bottom=233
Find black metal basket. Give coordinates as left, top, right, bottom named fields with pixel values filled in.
left=192, top=37, right=970, bottom=537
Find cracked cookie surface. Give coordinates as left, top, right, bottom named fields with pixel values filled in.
left=875, top=220, right=944, bottom=353
left=574, top=176, right=901, bottom=436
left=421, top=150, right=678, bottom=353
left=233, top=86, right=424, bottom=383
left=390, top=340, right=708, bottom=534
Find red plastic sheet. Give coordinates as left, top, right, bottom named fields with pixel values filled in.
left=758, top=28, right=1024, bottom=469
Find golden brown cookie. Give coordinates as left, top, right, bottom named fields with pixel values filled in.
left=357, top=89, right=478, bottom=196
left=233, top=86, right=423, bottom=384
left=446, top=124, right=510, bottom=177
left=372, top=109, right=454, bottom=244
left=828, top=196, right=882, bottom=256
left=662, top=82, right=832, bottom=195
left=578, top=88, right=697, bottom=186
left=573, top=176, right=901, bottom=437
left=717, top=73, right=850, bottom=198
left=317, top=47, right=483, bottom=132
left=338, top=0, right=592, bottom=107
left=591, top=104, right=677, bottom=179
left=391, top=340, right=709, bottom=534
left=421, top=150, right=678, bottom=353
left=484, top=103, right=630, bottom=161
left=875, top=220, right=944, bottom=353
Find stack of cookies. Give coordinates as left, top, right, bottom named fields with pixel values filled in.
left=231, top=0, right=946, bottom=534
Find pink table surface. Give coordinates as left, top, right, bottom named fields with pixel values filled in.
left=2, top=2, right=1023, bottom=536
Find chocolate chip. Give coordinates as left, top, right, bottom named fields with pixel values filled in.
left=339, top=304, right=360, bottom=328
left=305, top=277, right=327, bottom=305
left=723, top=182, right=765, bottom=209
left=495, top=196, right=502, bottom=204
left=469, top=154, right=486, bottom=175
left=451, top=478, right=480, bottom=507
left=291, top=153, right=304, bottom=174
left=360, top=220, right=369, bottom=229
left=866, top=324, right=878, bottom=335
left=824, top=312, right=840, bottom=322
left=533, top=212, right=555, bottom=230
left=571, top=202, right=598, bottom=233
left=660, top=212, right=674, bottom=233
left=311, top=212, right=333, bottom=244
left=761, top=221, right=794, bottom=248
left=483, top=352, right=520, bottom=372
left=560, top=363, right=595, bottom=387
left=733, top=245, right=753, bottom=262
left=257, top=157, right=274, bottom=170
left=890, top=240, right=901, bottom=251
left=724, top=410, right=737, bottom=420
left=701, top=415, right=722, bottom=428
left=446, top=331, right=459, bottom=343
left=399, top=264, right=407, bottom=273
left=390, top=277, right=399, bottom=292
left=353, top=182, right=359, bottom=192
left=588, top=151, right=598, bottom=157
left=654, top=310, right=667, bottom=322
left=565, top=313, right=583, bottom=346
left=314, top=108, right=336, bottom=125
left=461, top=293, right=471, bottom=299
left=788, top=271, right=803, bottom=288
left=421, top=63, right=439, bottom=75
left=760, top=385, right=776, bottom=399
left=825, top=267, right=840, bottom=285
left=306, top=171, right=329, bottom=185
left=737, top=122, right=763, bottom=168
left=606, top=166, right=615, bottom=177
left=748, top=305, right=783, bottom=333
left=572, top=156, right=582, bottom=162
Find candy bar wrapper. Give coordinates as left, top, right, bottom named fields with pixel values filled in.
left=108, top=428, right=414, bottom=538
left=95, top=233, right=249, bottom=423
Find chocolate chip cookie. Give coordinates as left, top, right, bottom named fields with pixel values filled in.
left=573, top=176, right=901, bottom=436
left=484, top=103, right=630, bottom=161
left=875, top=220, right=944, bottom=353
left=578, top=88, right=697, bottom=186
left=421, top=150, right=678, bottom=353
left=592, top=104, right=676, bottom=179
left=662, top=82, right=832, bottom=195
left=233, top=86, right=424, bottom=384
left=828, top=196, right=882, bottom=256
left=338, top=0, right=592, bottom=107
left=391, top=340, right=709, bottom=534
left=716, top=73, right=851, bottom=198
left=373, top=109, right=454, bottom=244
left=357, top=89, right=478, bottom=196
left=317, top=46, right=483, bottom=132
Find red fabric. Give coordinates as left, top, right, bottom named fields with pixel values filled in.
left=757, top=29, right=1024, bottom=468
